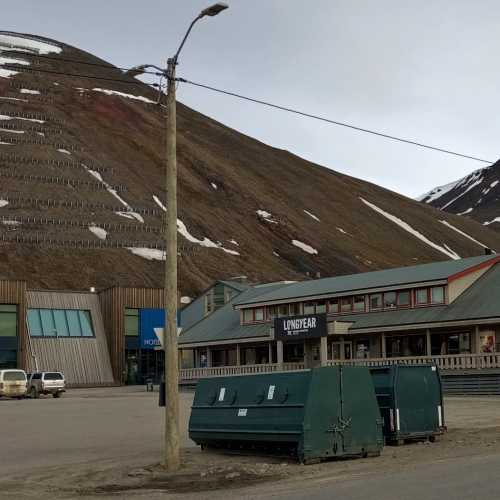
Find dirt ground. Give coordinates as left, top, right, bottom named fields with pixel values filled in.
left=1, top=389, right=500, bottom=499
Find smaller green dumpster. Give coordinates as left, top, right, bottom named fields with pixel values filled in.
left=189, top=366, right=383, bottom=463
left=370, top=365, right=445, bottom=444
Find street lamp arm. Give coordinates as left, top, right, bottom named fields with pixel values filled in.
left=172, top=15, right=202, bottom=65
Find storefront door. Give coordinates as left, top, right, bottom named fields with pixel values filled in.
left=332, top=341, right=353, bottom=360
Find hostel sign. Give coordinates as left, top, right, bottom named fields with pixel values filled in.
left=274, top=313, right=327, bottom=341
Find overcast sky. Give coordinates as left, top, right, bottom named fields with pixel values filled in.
left=3, top=0, right=499, bottom=198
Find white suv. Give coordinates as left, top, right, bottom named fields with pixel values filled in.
left=27, top=372, right=66, bottom=398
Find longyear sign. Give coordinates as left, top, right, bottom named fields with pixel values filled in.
left=274, top=313, right=327, bottom=341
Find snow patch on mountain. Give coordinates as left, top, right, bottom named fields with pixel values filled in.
left=456, top=207, right=473, bottom=216
left=210, top=182, right=218, bottom=190
left=292, top=239, right=318, bottom=255
left=0, top=128, right=24, bottom=134
left=89, top=225, right=107, bottom=240
left=303, top=209, right=320, bottom=222
left=92, top=88, right=156, bottom=104
left=439, top=220, right=491, bottom=251
left=0, top=34, right=62, bottom=55
left=0, top=114, right=45, bottom=124
left=127, top=247, right=165, bottom=261
left=360, top=197, right=460, bottom=260
left=57, top=148, right=71, bottom=155
left=257, top=210, right=278, bottom=224
left=0, top=200, right=8, bottom=208
left=83, top=164, right=144, bottom=223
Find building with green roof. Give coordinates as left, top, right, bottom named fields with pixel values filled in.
left=179, top=254, right=500, bottom=383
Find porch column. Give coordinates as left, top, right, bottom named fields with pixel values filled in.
left=426, top=329, right=432, bottom=356
left=206, top=347, right=212, bottom=367
left=475, top=325, right=481, bottom=354
left=340, top=337, right=345, bottom=360
left=320, top=336, right=328, bottom=366
left=381, top=333, right=386, bottom=358
left=277, top=340, right=284, bottom=366
left=268, top=342, right=273, bottom=364
left=236, top=344, right=241, bottom=366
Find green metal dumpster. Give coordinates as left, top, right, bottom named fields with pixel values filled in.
left=370, top=365, right=445, bottom=444
left=189, top=366, right=384, bottom=463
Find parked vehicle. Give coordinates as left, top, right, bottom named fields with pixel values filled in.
left=27, top=372, right=66, bottom=398
left=0, top=369, right=27, bottom=399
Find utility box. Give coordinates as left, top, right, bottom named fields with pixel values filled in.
left=370, top=365, right=445, bottom=444
left=189, top=366, right=384, bottom=463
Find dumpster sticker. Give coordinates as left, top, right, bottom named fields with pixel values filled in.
left=218, top=387, right=226, bottom=401
left=267, top=385, right=276, bottom=400
left=238, top=408, right=248, bottom=417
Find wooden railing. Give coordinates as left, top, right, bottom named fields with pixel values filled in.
left=179, top=362, right=305, bottom=381
left=327, top=353, right=500, bottom=371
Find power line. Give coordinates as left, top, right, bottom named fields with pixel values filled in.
left=177, top=77, right=494, bottom=164
left=0, top=49, right=163, bottom=76
left=2, top=63, right=162, bottom=88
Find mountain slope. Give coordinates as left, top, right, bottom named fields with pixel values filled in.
left=1, top=31, right=500, bottom=298
left=419, top=160, right=500, bottom=228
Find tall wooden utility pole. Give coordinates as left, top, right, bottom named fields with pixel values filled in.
left=164, top=55, right=180, bottom=470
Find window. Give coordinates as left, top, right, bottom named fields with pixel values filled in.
left=315, top=300, right=327, bottom=314
left=353, top=295, right=366, bottom=312
left=0, top=305, right=17, bottom=337
left=3, top=371, right=26, bottom=381
left=303, top=302, right=315, bottom=315
left=328, top=298, right=339, bottom=314
left=28, top=309, right=95, bottom=338
left=369, top=294, right=382, bottom=310
left=340, top=297, right=352, bottom=313
left=290, top=302, right=302, bottom=316
left=384, top=292, right=397, bottom=309
left=398, top=290, right=411, bottom=307
left=43, top=372, right=63, bottom=380
left=431, top=286, right=445, bottom=304
left=254, top=308, right=264, bottom=321
left=278, top=304, right=289, bottom=317
left=416, top=288, right=428, bottom=305
left=125, top=309, right=139, bottom=336
left=243, top=309, right=253, bottom=323
left=267, top=306, right=278, bottom=320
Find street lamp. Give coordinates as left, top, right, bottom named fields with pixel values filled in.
left=127, top=3, right=228, bottom=472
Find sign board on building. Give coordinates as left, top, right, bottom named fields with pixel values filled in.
left=139, top=309, right=165, bottom=350
left=274, top=313, right=327, bottom=341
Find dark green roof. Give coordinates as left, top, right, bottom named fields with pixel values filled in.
left=179, top=282, right=289, bottom=344
left=234, top=255, right=497, bottom=307
left=345, top=263, right=500, bottom=331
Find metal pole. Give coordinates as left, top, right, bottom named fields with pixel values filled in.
left=163, top=57, right=180, bottom=470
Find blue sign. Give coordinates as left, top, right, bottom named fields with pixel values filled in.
left=139, top=309, right=164, bottom=350
left=139, top=309, right=181, bottom=350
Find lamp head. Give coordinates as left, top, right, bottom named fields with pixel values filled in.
left=200, top=2, right=229, bottom=18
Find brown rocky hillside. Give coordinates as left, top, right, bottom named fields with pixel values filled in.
left=1, top=31, right=500, bottom=299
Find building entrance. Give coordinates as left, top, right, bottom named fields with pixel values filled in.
left=125, top=349, right=164, bottom=385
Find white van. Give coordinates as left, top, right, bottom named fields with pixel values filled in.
left=0, top=369, right=27, bottom=398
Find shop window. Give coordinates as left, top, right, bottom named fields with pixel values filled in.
left=315, top=300, right=327, bottom=314
left=0, top=349, right=17, bottom=369
left=303, top=301, right=315, bottom=315
left=355, top=339, right=370, bottom=359
left=353, top=295, right=366, bottom=312
left=431, top=332, right=470, bottom=355
left=369, top=294, right=382, bottom=310
left=254, top=308, right=264, bottom=321
left=398, top=290, right=411, bottom=307
left=0, top=305, right=17, bottom=337
left=125, top=308, right=139, bottom=336
left=384, top=291, right=397, bottom=309
left=416, top=288, right=428, bottom=305
left=340, top=297, right=353, bottom=313
left=431, top=286, right=445, bottom=304
left=328, top=298, right=339, bottom=314
left=28, top=309, right=95, bottom=337
left=386, top=335, right=426, bottom=357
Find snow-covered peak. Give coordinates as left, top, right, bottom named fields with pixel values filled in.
left=0, top=33, right=62, bottom=55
